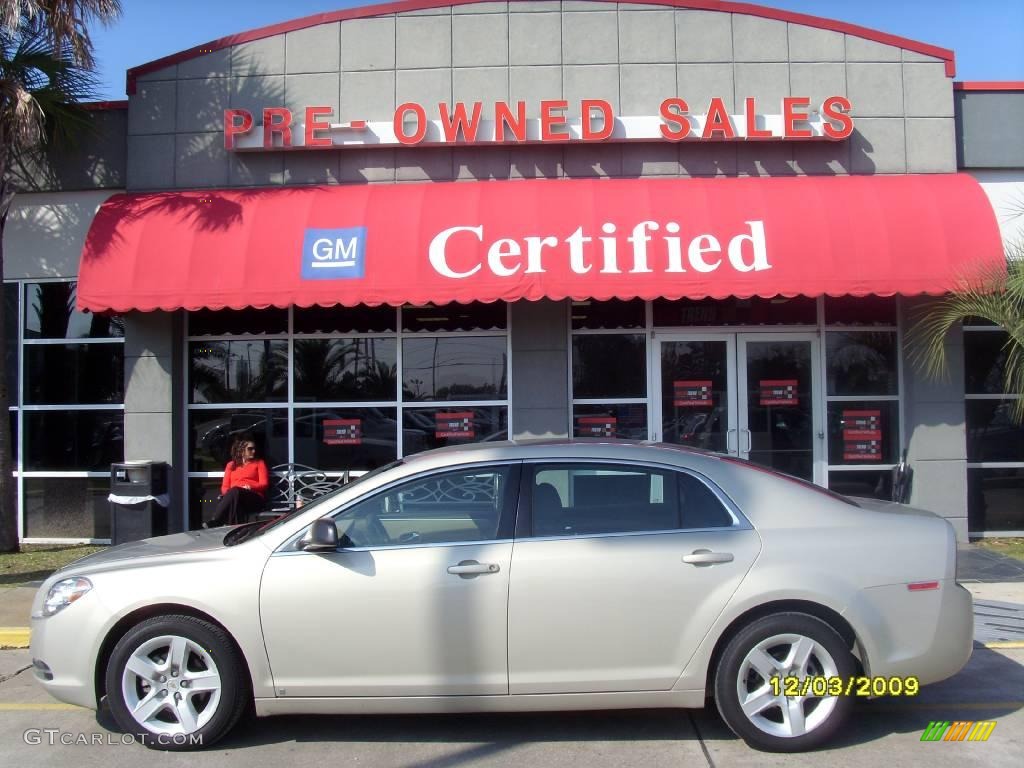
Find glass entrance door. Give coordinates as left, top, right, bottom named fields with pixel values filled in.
left=655, top=333, right=822, bottom=484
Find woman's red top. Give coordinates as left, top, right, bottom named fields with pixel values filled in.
left=221, top=459, right=269, bottom=497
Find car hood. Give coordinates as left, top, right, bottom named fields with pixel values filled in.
left=56, top=529, right=230, bottom=573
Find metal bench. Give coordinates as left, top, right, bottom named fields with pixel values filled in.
left=253, top=463, right=350, bottom=521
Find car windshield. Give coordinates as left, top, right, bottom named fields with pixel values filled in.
left=223, top=461, right=404, bottom=546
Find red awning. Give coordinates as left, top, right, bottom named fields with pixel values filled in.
left=77, top=174, right=1004, bottom=313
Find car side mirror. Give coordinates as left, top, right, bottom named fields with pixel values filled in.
left=301, top=518, right=339, bottom=552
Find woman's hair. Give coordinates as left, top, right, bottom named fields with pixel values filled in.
left=229, top=435, right=257, bottom=465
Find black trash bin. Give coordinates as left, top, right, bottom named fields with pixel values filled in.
left=110, top=462, right=169, bottom=545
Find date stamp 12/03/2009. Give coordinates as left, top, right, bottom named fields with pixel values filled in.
left=769, top=675, right=920, bottom=698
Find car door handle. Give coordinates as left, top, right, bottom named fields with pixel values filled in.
left=447, top=560, right=500, bottom=576
left=682, top=550, right=734, bottom=566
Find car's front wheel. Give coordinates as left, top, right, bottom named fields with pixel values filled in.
left=104, top=615, right=249, bottom=749
left=714, top=612, right=855, bottom=752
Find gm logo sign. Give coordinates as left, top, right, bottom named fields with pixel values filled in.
left=302, top=227, right=367, bottom=280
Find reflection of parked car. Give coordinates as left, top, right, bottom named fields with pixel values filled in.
left=662, top=407, right=726, bottom=451
left=33, top=440, right=971, bottom=753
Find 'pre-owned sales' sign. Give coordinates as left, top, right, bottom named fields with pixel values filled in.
left=223, top=96, right=854, bottom=150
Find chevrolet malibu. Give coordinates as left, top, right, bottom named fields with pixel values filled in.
left=30, top=440, right=972, bottom=752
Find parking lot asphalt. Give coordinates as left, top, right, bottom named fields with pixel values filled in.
left=0, top=644, right=1021, bottom=767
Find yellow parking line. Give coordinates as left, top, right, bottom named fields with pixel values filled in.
left=867, top=700, right=1024, bottom=711
left=0, top=703, right=82, bottom=711
left=983, top=641, right=1024, bottom=649
left=0, top=628, right=30, bottom=649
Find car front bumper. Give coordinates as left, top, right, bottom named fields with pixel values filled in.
left=28, top=592, right=108, bottom=711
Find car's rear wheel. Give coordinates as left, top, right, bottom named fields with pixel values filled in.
left=714, top=612, right=855, bottom=752
left=105, top=615, right=248, bottom=749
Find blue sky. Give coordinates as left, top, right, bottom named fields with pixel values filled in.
left=91, top=0, right=1024, bottom=99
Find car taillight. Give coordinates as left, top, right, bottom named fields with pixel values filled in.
left=907, top=581, right=940, bottom=591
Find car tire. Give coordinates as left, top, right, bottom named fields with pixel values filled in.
left=713, top=612, right=855, bottom=752
left=105, top=614, right=249, bottom=750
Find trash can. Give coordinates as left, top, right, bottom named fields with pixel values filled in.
left=109, top=461, right=170, bottom=545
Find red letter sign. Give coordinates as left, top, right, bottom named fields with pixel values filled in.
left=394, top=102, right=427, bottom=145
left=439, top=101, right=483, bottom=143
left=744, top=98, right=773, bottom=139
left=581, top=99, right=614, bottom=141
left=822, top=96, right=854, bottom=140
left=783, top=97, right=813, bottom=138
left=262, top=107, right=293, bottom=148
left=495, top=101, right=527, bottom=142
left=541, top=100, right=570, bottom=142
left=223, top=109, right=253, bottom=150
left=304, top=106, right=333, bottom=148
left=702, top=98, right=735, bottom=140
left=659, top=98, right=690, bottom=141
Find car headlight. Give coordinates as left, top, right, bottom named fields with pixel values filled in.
left=43, top=577, right=92, bottom=617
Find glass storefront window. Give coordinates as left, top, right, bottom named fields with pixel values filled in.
left=826, top=400, right=899, bottom=466
left=402, top=336, right=507, bottom=401
left=294, top=407, right=399, bottom=470
left=966, top=399, right=1024, bottom=463
left=294, top=305, right=396, bottom=334
left=653, top=296, right=816, bottom=326
left=826, top=332, right=898, bottom=396
left=23, top=410, right=124, bottom=471
left=189, top=340, right=288, bottom=403
left=402, top=406, right=508, bottom=454
left=5, top=283, right=17, bottom=397
left=188, top=307, right=287, bottom=336
left=968, top=468, right=1024, bottom=532
left=293, top=338, right=398, bottom=402
left=188, top=408, right=288, bottom=471
left=402, top=302, right=506, bottom=333
left=824, top=296, right=897, bottom=326
left=573, top=404, right=648, bottom=440
left=964, top=330, right=1011, bottom=395
left=572, top=334, right=645, bottom=399
left=24, top=282, right=123, bottom=338
left=24, top=344, right=124, bottom=404
left=23, top=477, right=112, bottom=539
left=827, top=469, right=894, bottom=501
left=571, top=299, right=645, bottom=330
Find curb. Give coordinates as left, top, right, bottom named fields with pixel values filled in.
left=0, top=628, right=30, bottom=650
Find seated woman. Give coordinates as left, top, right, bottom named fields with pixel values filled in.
left=205, top=437, right=269, bottom=527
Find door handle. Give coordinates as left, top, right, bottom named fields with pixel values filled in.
left=447, top=560, right=500, bottom=577
left=726, top=428, right=737, bottom=454
left=682, top=550, right=734, bottom=566
left=742, top=429, right=752, bottom=453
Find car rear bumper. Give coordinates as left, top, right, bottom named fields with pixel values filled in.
left=846, top=579, right=973, bottom=685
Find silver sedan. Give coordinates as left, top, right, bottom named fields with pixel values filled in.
left=30, top=440, right=973, bottom=752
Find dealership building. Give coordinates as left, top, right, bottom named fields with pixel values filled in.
left=4, top=0, right=1023, bottom=543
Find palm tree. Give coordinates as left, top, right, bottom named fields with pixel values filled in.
left=1, top=1, right=122, bottom=552
left=908, top=206, right=1024, bottom=423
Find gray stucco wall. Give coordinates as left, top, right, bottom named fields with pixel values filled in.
left=901, top=297, right=968, bottom=540
left=125, top=0, right=957, bottom=192
left=956, top=90, right=1024, bottom=169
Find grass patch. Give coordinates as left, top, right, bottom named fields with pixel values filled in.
left=976, top=538, right=1024, bottom=562
left=0, top=544, right=105, bottom=587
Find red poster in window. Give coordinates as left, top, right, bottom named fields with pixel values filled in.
left=843, top=441, right=882, bottom=461
left=842, top=409, right=882, bottom=460
left=674, top=380, right=713, bottom=407
left=323, top=418, right=362, bottom=445
left=436, top=411, right=475, bottom=439
left=842, top=409, right=882, bottom=440
left=577, top=415, right=617, bottom=438
left=759, top=379, right=799, bottom=406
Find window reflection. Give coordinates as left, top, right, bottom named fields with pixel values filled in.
left=572, top=335, right=646, bottom=399
left=966, top=400, right=1024, bottom=463
left=826, top=332, right=897, bottom=396
left=188, top=408, right=288, bottom=471
left=294, top=407, right=399, bottom=471
left=24, top=411, right=124, bottom=471
left=190, top=340, right=288, bottom=403
left=402, top=337, right=507, bottom=401
left=402, top=407, right=508, bottom=454
left=25, top=344, right=124, bottom=404
left=293, top=339, right=397, bottom=402
left=24, top=282, right=123, bottom=339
